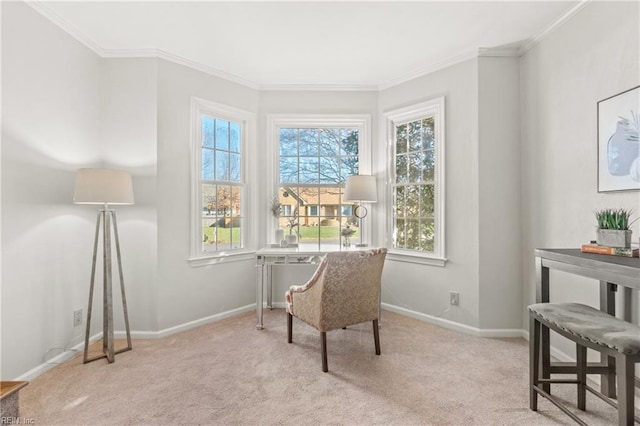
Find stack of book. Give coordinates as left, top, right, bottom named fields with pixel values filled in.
left=581, top=244, right=639, bottom=258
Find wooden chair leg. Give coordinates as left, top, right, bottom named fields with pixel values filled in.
left=616, top=355, right=634, bottom=426
left=321, top=332, right=328, bottom=372
left=373, top=319, right=381, bottom=355
left=576, top=344, right=587, bottom=411
left=287, top=313, right=292, bottom=344
left=529, top=314, right=540, bottom=411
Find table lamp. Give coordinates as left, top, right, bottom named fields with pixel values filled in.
left=74, top=168, right=134, bottom=363
left=344, top=175, right=377, bottom=247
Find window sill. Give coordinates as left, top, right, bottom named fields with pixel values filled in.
left=188, top=250, right=256, bottom=267
left=386, top=250, right=447, bottom=267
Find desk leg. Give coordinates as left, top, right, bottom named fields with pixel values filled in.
left=599, top=281, right=617, bottom=398
left=267, top=264, right=273, bottom=310
left=535, top=256, right=550, bottom=393
left=256, top=264, right=264, bottom=330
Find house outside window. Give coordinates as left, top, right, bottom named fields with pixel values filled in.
left=281, top=204, right=292, bottom=217
left=267, top=115, right=371, bottom=249
left=385, top=97, right=446, bottom=265
left=190, top=97, right=256, bottom=265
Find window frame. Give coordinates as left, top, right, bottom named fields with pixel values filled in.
left=384, top=97, right=446, bottom=266
left=266, top=114, right=372, bottom=250
left=189, top=97, right=257, bottom=266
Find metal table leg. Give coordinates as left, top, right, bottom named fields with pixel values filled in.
left=599, top=281, right=617, bottom=398
left=256, top=261, right=264, bottom=330
left=267, top=264, right=273, bottom=309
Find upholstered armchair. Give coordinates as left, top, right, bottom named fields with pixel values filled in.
left=285, top=248, right=387, bottom=372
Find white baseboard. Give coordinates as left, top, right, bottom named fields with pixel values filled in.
left=381, top=303, right=526, bottom=338
left=115, top=304, right=256, bottom=339
left=14, top=304, right=256, bottom=381
left=14, top=336, right=97, bottom=382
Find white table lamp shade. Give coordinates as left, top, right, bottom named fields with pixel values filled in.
left=73, top=168, right=134, bottom=205
left=344, top=175, right=377, bottom=203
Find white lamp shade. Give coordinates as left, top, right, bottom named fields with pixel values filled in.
left=73, top=168, right=134, bottom=205
left=344, top=175, right=377, bottom=203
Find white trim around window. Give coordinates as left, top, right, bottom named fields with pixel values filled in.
left=189, top=97, right=257, bottom=266
left=384, top=97, right=446, bottom=266
left=265, top=114, right=372, bottom=249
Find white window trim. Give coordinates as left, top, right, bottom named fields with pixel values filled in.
left=384, top=97, right=446, bottom=266
left=266, top=114, right=372, bottom=248
left=189, top=97, right=257, bottom=266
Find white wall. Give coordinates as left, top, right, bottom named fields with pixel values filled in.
left=477, top=56, right=522, bottom=330
left=520, top=0, right=640, bottom=355
left=100, top=58, right=159, bottom=332
left=1, top=2, right=103, bottom=379
left=378, top=59, right=483, bottom=328
left=155, top=59, right=260, bottom=330
left=1, top=4, right=160, bottom=379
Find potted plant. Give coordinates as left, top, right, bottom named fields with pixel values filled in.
left=341, top=225, right=355, bottom=247
left=595, top=208, right=636, bottom=248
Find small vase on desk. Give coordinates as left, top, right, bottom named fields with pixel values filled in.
left=286, top=234, right=297, bottom=244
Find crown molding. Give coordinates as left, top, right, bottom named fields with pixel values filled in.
left=27, top=0, right=591, bottom=92
left=259, top=83, right=379, bottom=92
left=377, top=48, right=479, bottom=90
left=143, top=49, right=261, bottom=90
left=477, top=46, right=521, bottom=57
left=519, top=0, right=591, bottom=54
left=27, top=1, right=105, bottom=56
left=26, top=1, right=261, bottom=90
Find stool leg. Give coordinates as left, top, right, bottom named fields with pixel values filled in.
left=616, top=355, right=634, bottom=426
left=529, top=314, right=540, bottom=411
left=576, top=344, right=587, bottom=411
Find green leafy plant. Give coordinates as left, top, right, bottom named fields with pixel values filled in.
left=594, top=208, right=636, bottom=230
left=270, top=196, right=281, bottom=218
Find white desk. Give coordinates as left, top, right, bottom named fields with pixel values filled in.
left=255, top=245, right=373, bottom=329
left=255, top=247, right=325, bottom=329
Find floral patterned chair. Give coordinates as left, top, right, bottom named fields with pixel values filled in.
left=285, top=248, right=387, bottom=372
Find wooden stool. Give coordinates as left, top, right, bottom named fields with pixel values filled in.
left=529, top=303, right=640, bottom=425
left=0, top=381, right=28, bottom=419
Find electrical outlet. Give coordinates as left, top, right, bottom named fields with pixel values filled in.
left=449, top=291, right=459, bottom=306
left=73, top=309, right=83, bottom=327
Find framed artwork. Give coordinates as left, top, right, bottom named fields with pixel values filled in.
left=597, top=85, right=640, bottom=192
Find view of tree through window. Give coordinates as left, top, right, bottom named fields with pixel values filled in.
left=277, top=127, right=360, bottom=247
left=393, top=117, right=436, bottom=252
left=201, top=115, right=243, bottom=252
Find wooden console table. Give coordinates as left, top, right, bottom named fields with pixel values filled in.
left=535, top=248, right=640, bottom=397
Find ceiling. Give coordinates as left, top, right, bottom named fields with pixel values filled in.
left=32, top=1, right=581, bottom=90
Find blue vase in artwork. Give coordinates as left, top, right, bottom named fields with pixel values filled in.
left=607, top=122, right=640, bottom=176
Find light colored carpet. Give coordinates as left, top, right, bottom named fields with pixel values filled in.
left=19, top=309, right=637, bottom=425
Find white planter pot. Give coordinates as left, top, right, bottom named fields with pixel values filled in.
left=596, top=229, right=632, bottom=248
left=286, top=234, right=297, bottom=244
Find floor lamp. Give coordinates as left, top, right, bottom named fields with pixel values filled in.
left=73, top=168, right=134, bottom=364
left=344, top=175, right=377, bottom=247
